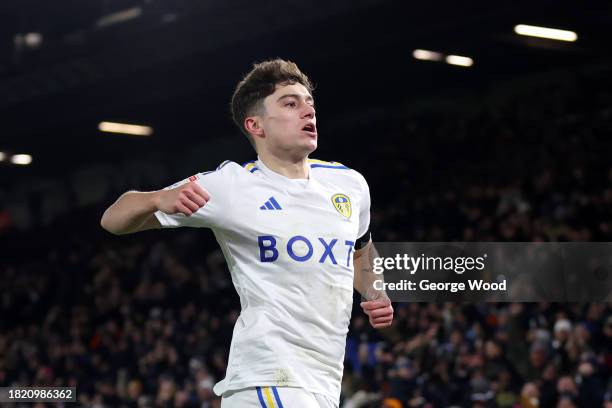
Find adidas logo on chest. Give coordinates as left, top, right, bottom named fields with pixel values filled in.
left=259, top=196, right=283, bottom=211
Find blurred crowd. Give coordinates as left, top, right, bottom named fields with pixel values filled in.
left=1, top=68, right=612, bottom=407
left=347, top=70, right=612, bottom=243
left=344, top=303, right=612, bottom=408
left=1, top=227, right=235, bottom=408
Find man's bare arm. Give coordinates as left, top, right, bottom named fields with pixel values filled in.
left=354, top=240, right=394, bottom=329
left=354, top=240, right=388, bottom=301
left=100, top=191, right=162, bottom=235
left=100, top=182, right=210, bottom=235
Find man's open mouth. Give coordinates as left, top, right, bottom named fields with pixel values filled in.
left=302, top=124, right=316, bottom=133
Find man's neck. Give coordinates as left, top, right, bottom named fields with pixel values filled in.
left=258, top=152, right=310, bottom=179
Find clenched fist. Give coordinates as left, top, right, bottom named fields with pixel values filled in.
left=360, top=298, right=394, bottom=329
left=156, top=181, right=211, bottom=216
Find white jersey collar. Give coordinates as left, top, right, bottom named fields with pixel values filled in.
left=256, top=156, right=313, bottom=187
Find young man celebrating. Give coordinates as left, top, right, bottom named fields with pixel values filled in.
left=100, top=59, right=393, bottom=407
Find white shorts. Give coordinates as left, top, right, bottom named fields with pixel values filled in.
left=220, top=386, right=338, bottom=408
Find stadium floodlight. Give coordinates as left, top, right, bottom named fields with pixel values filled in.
left=14, top=32, right=43, bottom=51
left=514, top=24, right=578, bottom=42
left=99, top=121, right=153, bottom=136
left=24, top=33, right=43, bottom=47
left=445, top=55, right=474, bottom=67
left=412, top=49, right=444, bottom=62
left=96, top=7, right=142, bottom=28
left=11, top=154, right=32, bottom=165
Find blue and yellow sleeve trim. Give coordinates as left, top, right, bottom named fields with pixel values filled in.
left=308, top=158, right=349, bottom=170
left=242, top=160, right=260, bottom=173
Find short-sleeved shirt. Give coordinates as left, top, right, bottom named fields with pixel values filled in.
left=154, top=157, right=371, bottom=404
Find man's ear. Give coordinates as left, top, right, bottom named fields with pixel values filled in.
left=244, top=116, right=264, bottom=139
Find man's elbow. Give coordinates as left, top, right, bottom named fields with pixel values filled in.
left=100, top=211, right=124, bottom=235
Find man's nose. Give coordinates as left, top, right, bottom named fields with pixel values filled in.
left=301, top=103, right=315, bottom=118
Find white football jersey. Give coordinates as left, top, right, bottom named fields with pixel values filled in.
left=154, top=157, right=370, bottom=404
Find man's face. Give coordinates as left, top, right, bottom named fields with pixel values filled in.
left=257, top=82, right=317, bottom=157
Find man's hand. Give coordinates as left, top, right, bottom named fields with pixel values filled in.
left=156, top=181, right=210, bottom=216
left=360, top=298, right=394, bottom=329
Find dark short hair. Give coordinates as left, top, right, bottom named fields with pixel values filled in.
left=230, top=59, right=314, bottom=148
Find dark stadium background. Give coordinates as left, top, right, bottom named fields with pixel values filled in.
left=1, top=1, right=611, bottom=407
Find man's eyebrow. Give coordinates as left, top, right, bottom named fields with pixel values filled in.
left=277, top=94, right=314, bottom=103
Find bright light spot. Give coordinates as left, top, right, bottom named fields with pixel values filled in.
left=99, top=121, right=153, bottom=136
left=24, top=32, right=43, bottom=47
left=514, top=24, right=578, bottom=42
left=11, top=154, right=32, bottom=165
left=446, top=55, right=474, bottom=67
left=96, top=7, right=143, bottom=28
left=0, top=152, right=5, bottom=162
left=14, top=32, right=43, bottom=49
left=412, top=49, right=444, bottom=61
